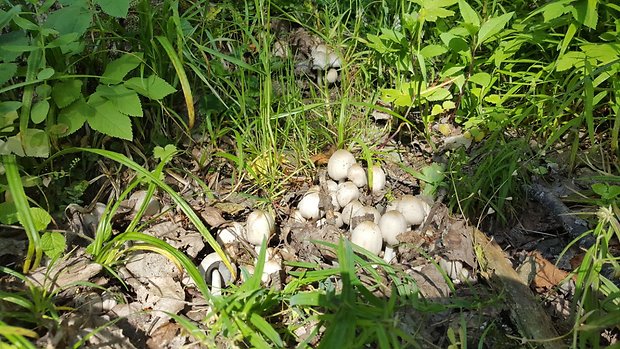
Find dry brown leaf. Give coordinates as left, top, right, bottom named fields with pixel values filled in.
left=530, top=251, right=570, bottom=290
left=200, top=206, right=227, bottom=227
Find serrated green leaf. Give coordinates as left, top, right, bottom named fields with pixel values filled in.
left=41, top=231, right=66, bottom=259
left=556, top=51, right=587, bottom=71
left=52, top=79, right=83, bottom=108
left=420, top=44, right=448, bottom=58
left=459, top=0, right=480, bottom=28
left=94, top=0, right=130, bottom=18
left=124, top=75, right=176, bottom=100
left=100, top=53, right=143, bottom=85
left=477, top=12, right=514, bottom=45
left=542, top=2, right=568, bottom=22
left=43, top=4, right=92, bottom=36
left=0, top=63, right=17, bottom=85
left=86, top=94, right=133, bottom=140
left=57, top=98, right=91, bottom=136
left=30, top=100, right=49, bottom=124
left=29, top=207, right=51, bottom=231
left=96, top=85, right=142, bottom=116
left=431, top=104, right=444, bottom=115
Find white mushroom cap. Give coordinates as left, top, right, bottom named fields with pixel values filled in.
left=378, top=210, right=408, bottom=246
left=369, top=165, right=386, bottom=194
left=199, top=252, right=236, bottom=290
left=311, top=44, right=329, bottom=70
left=347, top=163, right=367, bottom=188
left=298, top=188, right=321, bottom=220
left=396, top=195, right=430, bottom=226
left=351, top=206, right=381, bottom=225
left=350, top=221, right=383, bottom=255
left=326, top=68, right=338, bottom=84
left=327, top=51, right=341, bottom=68
left=327, top=149, right=356, bottom=181
left=245, top=209, right=275, bottom=246
left=217, top=222, right=245, bottom=245
left=336, top=181, right=360, bottom=207
left=341, top=200, right=363, bottom=226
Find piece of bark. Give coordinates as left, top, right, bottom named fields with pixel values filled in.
left=474, top=228, right=564, bottom=348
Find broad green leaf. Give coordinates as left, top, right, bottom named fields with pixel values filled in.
left=0, top=31, right=30, bottom=62
left=572, top=0, right=598, bottom=29
left=35, top=85, right=52, bottom=99
left=0, top=201, right=18, bottom=224
left=477, top=12, right=514, bottom=45
left=21, top=128, right=50, bottom=157
left=420, top=7, right=454, bottom=22
left=100, top=53, right=143, bottom=85
left=469, top=72, right=491, bottom=87
left=30, top=100, right=49, bottom=124
left=43, top=4, right=92, bottom=36
left=0, top=6, right=21, bottom=30
left=97, top=85, right=143, bottom=117
left=86, top=94, right=133, bottom=140
left=459, top=0, right=480, bottom=28
left=57, top=98, right=91, bottom=136
left=52, top=79, right=83, bottom=108
left=29, top=207, right=51, bottom=231
left=542, top=2, right=569, bottom=22
left=124, top=75, right=176, bottom=100
left=13, top=16, right=38, bottom=31
left=556, top=51, right=587, bottom=71
left=40, top=231, right=66, bottom=259
left=94, top=0, right=130, bottom=18
left=0, top=63, right=17, bottom=85
left=581, top=43, right=620, bottom=64
left=153, top=144, right=177, bottom=162
left=36, top=68, right=54, bottom=80
left=46, top=33, right=80, bottom=49
left=0, top=137, right=24, bottom=156
left=422, top=87, right=452, bottom=101
left=420, top=44, right=448, bottom=58
left=431, top=104, right=444, bottom=115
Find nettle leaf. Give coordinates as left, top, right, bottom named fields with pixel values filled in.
left=459, top=0, right=480, bottom=28
left=94, top=0, right=130, bottom=18
left=31, top=100, right=49, bottom=124
left=0, top=62, right=17, bottom=85
left=41, top=231, right=66, bottom=259
left=44, top=4, right=92, bottom=36
left=86, top=93, right=133, bottom=140
left=52, top=79, right=83, bottom=108
left=97, top=85, right=142, bottom=117
left=477, top=12, right=514, bottom=45
left=100, top=53, right=143, bottom=85
left=125, top=75, right=176, bottom=100
left=57, top=98, right=92, bottom=136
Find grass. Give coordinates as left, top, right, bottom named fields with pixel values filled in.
left=1, top=0, right=619, bottom=347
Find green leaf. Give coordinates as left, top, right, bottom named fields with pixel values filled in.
left=40, top=232, right=66, bottom=259
left=556, top=51, right=587, bottom=71
left=153, top=144, right=177, bottom=162
left=43, top=4, right=92, bottom=36
left=86, top=94, right=133, bottom=140
left=0, top=63, right=17, bottom=85
left=572, top=0, right=598, bottom=29
left=52, top=79, right=83, bottom=108
left=94, top=0, right=130, bottom=18
left=0, top=31, right=30, bottom=62
left=100, top=53, right=143, bottom=85
left=30, top=100, right=49, bottom=124
left=420, top=44, right=448, bottom=58
left=21, top=129, right=50, bottom=157
left=0, top=6, right=21, bottom=30
left=35, top=85, right=52, bottom=99
left=422, top=87, right=452, bottom=101
left=97, top=85, right=142, bottom=116
left=57, top=98, right=91, bottom=136
left=477, top=12, right=514, bottom=45
left=420, top=7, right=454, bottom=22
left=124, top=75, right=176, bottom=100
left=469, top=72, right=491, bottom=87
left=29, top=207, right=51, bottom=231
left=459, top=0, right=480, bottom=28
left=249, top=313, right=283, bottom=347
left=0, top=201, right=18, bottom=224
left=541, top=2, right=569, bottom=22
left=36, top=67, right=55, bottom=80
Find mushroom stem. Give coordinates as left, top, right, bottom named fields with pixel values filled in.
left=383, top=245, right=397, bottom=263
left=211, top=269, right=222, bottom=296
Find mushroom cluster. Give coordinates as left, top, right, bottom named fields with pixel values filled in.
left=295, top=149, right=432, bottom=263
left=310, top=44, right=341, bottom=84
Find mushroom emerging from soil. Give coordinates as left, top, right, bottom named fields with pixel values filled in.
left=297, top=186, right=321, bottom=220
left=394, top=195, right=430, bottom=226
left=327, top=149, right=356, bottom=182
left=341, top=200, right=364, bottom=226
left=347, top=163, right=367, bottom=188
left=350, top=221, right=383, bottom=255
left=336, top=181, right=360, bottom=207
left=378, top=210, right=408, bottom=263
left=369, top=165, right=386, bottom=194
left=199, top=252, right=236, bottom=296
left=245, top=209, right=275, bottom=252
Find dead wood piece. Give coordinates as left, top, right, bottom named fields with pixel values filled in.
left=474, top=228, right=565, bottom=349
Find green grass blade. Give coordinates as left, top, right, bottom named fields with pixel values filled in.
left=3, top=155, right=42, bottom=273
left=156, top=36, right=195, bottom=129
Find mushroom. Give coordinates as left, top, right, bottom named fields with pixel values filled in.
left=438, top=257, right=470, bottom=285
left=325, top=68, right=338, bottom=84
left=217, top=222, right=245, bottom=245
left=311, top=44, right=329, bottom=70
left=350, top=221, right=383, bottom=256
left=245, top=209, right=275, bottom=252
left=378, top=210, right=407, bottom=263
left=369, top=165, right=386, bottom=194
left=327, top=149, right=356, bottom=182
left=395, top=195, right=430, bottom=226
left=341, top=200, right=364, bottom=226
left=297, top=186, right=321, bottom=220
left=336, top=181, right=360, bottom=207
left=240, top=248, right=282, bottom=283
left=347, top=163, right=367, bottom=188
left=350, top=205, right=381, bottom=227
left=199, top=252, right=236, bottom=296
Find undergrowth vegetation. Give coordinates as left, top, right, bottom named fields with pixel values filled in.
left=1, top=0, right=619, bottom=347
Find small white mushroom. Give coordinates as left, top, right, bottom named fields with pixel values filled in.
left=342, top=200, right=364, bottom=226
left=378, top=210, right=408, bottom=263
left=336, top=181, right=360, bottom=207
left=395, top=195, right=430, bottom=226
left=438, top=257, right=469, bottom=285
left=298, top=186, right=321, bottom=220
left=217, top=222, right=245, bottom=245
left=347, top=163, right=367, bottom=188
left=350, top=221, right=383, bottom=255
left=369, top=165, right=386, bottom=194
left=199, top=252, right=236, bottom=296
left=325, top=68, right=338, bottom=84
left=245, top=209, right=275, bottom=251
left=327, top=149, right=356, bottom=182
left=350, top=206, right=381, bottom=228
left=328, top=51, right=341, bottom=68
left=311, top=44, right=329, bottom=70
